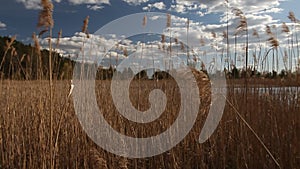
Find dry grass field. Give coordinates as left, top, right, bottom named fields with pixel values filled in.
left=0, top=1, right=299, bottom=168
left=0, top=77, right=299, bottom=169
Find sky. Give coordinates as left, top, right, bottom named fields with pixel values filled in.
left=0, top=0, right=300, bottom=72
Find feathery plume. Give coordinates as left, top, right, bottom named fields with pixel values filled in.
left=266, top=25, right=273, bottom=35
left=200, top=36, right=205, bottom=46
left=180, top=41, right=185, bottom=51
left=161, top=34, right=166, bottom=50
left=10, top=47, right=18, bottom=57
left=201, top=61, right=206, bottom=70
left=37, top=0, right=54, bottom=36
left=4, top=35, right=16, bottom=51
left=161, top=34, right=165, bottom=43
left=232, top=8, right=243, bottom=17
left=32, top=32, right=41, bottom=56
left=142, top=15, right=147, bottom=27
left=123, top=48, right=128, bottom=57
left=267, top=36, right=279, bottom=48
left=186, top=19, right=190, bottom=30
left=174, top=38, right=178, bottom=44
left=236, top=15, right=247, bottom=33
left=252, top=28, right=259, bottom=38
left=232, top=8, right=247, bottom=34
left=56, top=29, right=62, bottom=48
left=193, top=55, right=197, bottom=62
left=89, top=149, right=108, bottom=169
left=288, top=11, right=297, bottom=23
left=119, top=158, right=129, bottom=169
left=211, top=31, right=216, bottom=39
left=282, top=22, right=290, bottom=33
left=223, top=30, right=228, bottom=39
left=82, top=16, right=90, bottom=38
left=166, top=13, right=171, bottom=28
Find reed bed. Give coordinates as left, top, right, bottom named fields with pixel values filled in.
left=0, top=1, right=299, bottom=168
left=0, top=76, right=299, bottom=168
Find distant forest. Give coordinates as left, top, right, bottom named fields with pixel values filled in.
left=0, top=36, right=299, bottom=80
left=0, top=36, right=75, bottom=80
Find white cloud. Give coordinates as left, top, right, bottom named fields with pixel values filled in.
left=87, top=4, right=104, bottom=11
left=152, top=2, right=165, bottom=10
left=40, top=32, right=131, bottom=61
left=0, top=21, right=6, bottom=28
left=143, top=2, right=166, bottom=11
left=175, top=0, right=283, bottom=16
left=68, top=0, right=109, bottom=5
left=170, top=0, right=201, bottom=13
left=16, top=0, right=41, bottom=10
left=26, top=0, right=298, bottom=71
left=149, top=15, right=161, bottom=21
left=16, top=0, right=110, bottom=10
left=16, top=0, right=150, bottom=11
left=171, top=4, right=186, bottom=13
left=252, top=7, right=283, bottom=15
left=121, top=0, right=149, bottom=6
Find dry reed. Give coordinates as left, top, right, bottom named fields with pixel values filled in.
left=37, top=1, right=55, bottom=168
left=37, top=0, right=54, bottom=36
left=0, top=77, right=298, bottom=168
left=82, top=16, right=90, bottom=38
left=0, top=35, right=16, bottom=71
left=142, top=15, right=147, bottom=27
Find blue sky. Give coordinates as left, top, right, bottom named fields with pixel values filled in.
left=0, top=0, right=298, bottom=41
left=0, top=0, right=300, bottom=72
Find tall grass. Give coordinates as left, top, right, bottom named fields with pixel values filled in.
left=0, top=77, right=299, bottom=168
left=37, top=0, right=55, bottom=168
left=0, top=1, right=299, bottom=168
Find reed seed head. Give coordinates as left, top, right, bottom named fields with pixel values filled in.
left=223, top=30, right=228, bottom=39
left=268, top=36, right=279, bottom=48
left=4, top=35, right=16, bottom=51
left=236, top=16, right=247, bottom=33
left=161, top=34, right=165, bottom=43
left=32, top=32, right=41, bottom=56
left=180, top=41, right=185, bottom=51
left=266, top=25, right=273, bottom=35
left=82, top=16, right=90, bottom=38
left=123, top=48, right=128, bottom=57
left=37, top=0, right=54, bottom=36
left=232, top=8, right=243, bottom=17
left=166, top=13, right=171, bottom=28
left=252, top=28, right=259, bottom=38
left=288, top=11, right=297, bottom=23
left=211, top=31, right=216, bottom=39
left=186, top=19, right=190, bottom=29
left=200, top=36, right=205, bottom=46
left=142, top=15, right=147, bottom=27
left=174, top=37, right=178, bottom=44
left=282, top=22, right=290, bottom=33
left=10, top=47, right=18, bottom=57
left=56, top=29, right=62, bottom=47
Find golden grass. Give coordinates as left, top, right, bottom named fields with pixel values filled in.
left=82, top=16, right=90, bottom=38
left=37, top=0, right=54, bottom=36
left=0, top=75, right=299, bottom=168
left=0, top=3, right=299, bottom=167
